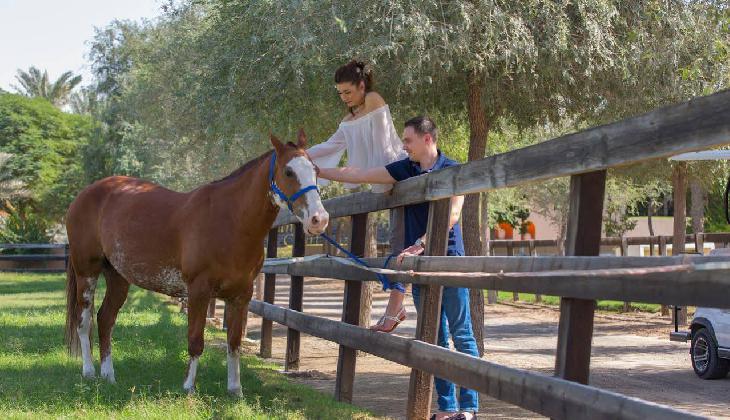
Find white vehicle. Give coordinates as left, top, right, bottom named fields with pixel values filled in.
left=670, top=248, right=730, bottom=379
left=672, top=307, right=730, bottom=379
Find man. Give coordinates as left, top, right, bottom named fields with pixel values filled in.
left=318, top=116, right=479, bottom=420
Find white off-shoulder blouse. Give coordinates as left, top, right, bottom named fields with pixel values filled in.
left=308, top=105, right=407, bottom=193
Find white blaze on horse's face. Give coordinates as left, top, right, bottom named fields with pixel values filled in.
left=287, top=156, right=329, bottom=234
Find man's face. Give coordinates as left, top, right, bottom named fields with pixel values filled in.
left=401, top=126, right=429, bottom=160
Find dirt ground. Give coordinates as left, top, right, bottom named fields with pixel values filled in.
left=235, top=276, right=730, bottom=419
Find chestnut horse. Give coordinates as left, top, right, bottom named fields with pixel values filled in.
left=64, top=131, right=328, bottom=396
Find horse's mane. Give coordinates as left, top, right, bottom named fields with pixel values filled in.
left=211, top=142, right=302, bottom=184
left=212, top=150, right=274, bottom=184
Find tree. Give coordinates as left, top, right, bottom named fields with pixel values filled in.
left=0, top=93, right=92, bottom=221
left=12, top=66, right=82, bottom=107
left=136, top=0, right=725, bottom=355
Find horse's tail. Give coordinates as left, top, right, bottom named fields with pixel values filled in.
left=64, top=257, right=81, bottom=357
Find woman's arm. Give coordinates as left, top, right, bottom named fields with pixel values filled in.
left=307, top=127, right=346, bottom=165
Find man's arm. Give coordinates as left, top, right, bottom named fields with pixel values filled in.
left=318, top=166, right=397, bottom=185
left=396, top=194, right=464, bottom=263
left=448, top=195, right=465, bottom=230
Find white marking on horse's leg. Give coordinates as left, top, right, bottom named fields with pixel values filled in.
left=78, top=305, right=95, bottom=378
left=78, top=280, right=97, bottom=378
left=183, top=356, right=199, bottom=393
left=100, top=355, right=115, bottom=383
left=227, top=346, right=242, bottom=396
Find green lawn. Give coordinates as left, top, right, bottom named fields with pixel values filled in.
left=492, top=291, right=663, bottom=313
left=0, top=273, right=379, bottom=419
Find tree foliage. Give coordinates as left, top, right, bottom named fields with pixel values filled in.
left=0, top=94, right=92, bottom=222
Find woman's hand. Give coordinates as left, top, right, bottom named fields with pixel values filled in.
left=396, top=243, right=425, bottom=264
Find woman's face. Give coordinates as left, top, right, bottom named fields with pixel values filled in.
left=335, top=81, right=365, bottom=108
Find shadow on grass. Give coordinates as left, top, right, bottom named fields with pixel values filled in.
left=0, top=276, right=373, bottom=419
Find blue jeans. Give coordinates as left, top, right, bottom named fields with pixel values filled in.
left=412, top=284, right=480, bottom=413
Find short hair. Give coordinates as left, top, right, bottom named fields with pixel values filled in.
left=404, top=116, right=438, bottom=142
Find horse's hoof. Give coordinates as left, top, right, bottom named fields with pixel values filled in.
left=82, top=369, right=96, bottom=379
left=101, top=373, right=116, bottom=384
left=184, top=386, right=195, bottom=395
left=228, top=387, right=243, bottom=398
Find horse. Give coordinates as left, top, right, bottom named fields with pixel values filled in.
left=64, top=131, right=328, bottom=396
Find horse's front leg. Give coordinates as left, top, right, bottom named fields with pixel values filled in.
left=224, top=297, right=250, bottom=397
left=183, top=284, right=211, bottom=394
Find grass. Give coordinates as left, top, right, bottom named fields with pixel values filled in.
left=492, top=291, right=663, bottom=313
left=0, top=272, right=380, bottom=419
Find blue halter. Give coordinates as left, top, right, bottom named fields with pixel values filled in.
left=269, top=152, right=319, bottom=212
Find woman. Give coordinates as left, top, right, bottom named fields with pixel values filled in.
left=308, top=60, right=407, bottom=333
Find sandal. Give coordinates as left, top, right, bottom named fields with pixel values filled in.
left=369, top=307, right=406, bottom=333
left=444, top=412, right=477, bottom=420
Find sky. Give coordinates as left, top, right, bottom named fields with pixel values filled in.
left=0, top=0, right=165, bottom=92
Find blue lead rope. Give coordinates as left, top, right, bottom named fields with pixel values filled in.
left=319, top=232, right=405, bottom=293
left=267, top=152, right=403, bottom=293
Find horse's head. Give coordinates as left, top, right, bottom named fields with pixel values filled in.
left=269, top=130, right=329, bottom=235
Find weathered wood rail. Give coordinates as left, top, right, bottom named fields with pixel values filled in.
left=251, top=90, right=730, bottom=419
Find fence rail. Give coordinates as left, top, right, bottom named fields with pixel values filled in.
left=254, top=89, right=730, bottom=419
left=0, top=243, right=69, bottom=273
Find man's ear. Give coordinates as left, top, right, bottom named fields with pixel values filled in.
left=297, top=128, right=307, bottom=148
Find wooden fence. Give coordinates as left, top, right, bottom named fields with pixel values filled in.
left=250, top=90, right=730, bottom=419
left=0, top=243, right=69, bottom=273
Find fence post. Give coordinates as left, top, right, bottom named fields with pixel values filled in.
left=334, top=213, right=368, bottom=402
left=555, top=171, right=605, bottom=386
left=530, top=241, right=542, bottom=303
left=406, top=198, right=451, bottom=420
left=260, top=228, right=278, bottom=358
left=507, top=243, right=518, bottom=301
left=64, top=243, right=70, bottom=271
left=658, top=235, right=669, bottom=316
left=285, top=224, right=306, bottom=371
left=620, top=237, right=630, bottom=312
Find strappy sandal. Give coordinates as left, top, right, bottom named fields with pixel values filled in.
left=444, top=412, right=477, bottom=420
left=369, top=307, right=406, bottom=333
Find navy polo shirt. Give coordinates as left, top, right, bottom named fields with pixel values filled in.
left=385, top=150, right=465, bottom=256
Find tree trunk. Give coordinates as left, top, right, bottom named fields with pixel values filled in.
left=690, top=178, right=706, bottom=235
left=672, top=163, right=687, bottom=254
left=465, top=71, right=490, bottom=357
left=647, top=200, right=654, bottom=237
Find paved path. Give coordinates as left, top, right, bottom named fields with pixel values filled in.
left=238, top=276, right=729, bottom=419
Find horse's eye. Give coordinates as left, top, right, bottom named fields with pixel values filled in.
left=284, top=168, right=294, bottom=178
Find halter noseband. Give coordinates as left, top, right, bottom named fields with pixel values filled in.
left=269, top=152, right=319, bottom=212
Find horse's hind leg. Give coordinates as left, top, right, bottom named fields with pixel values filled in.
left=97, top=265, right=130, bottom=383
left=73, top=265, right=101, bottom=378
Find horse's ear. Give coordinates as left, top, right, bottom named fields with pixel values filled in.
left=270, top=133, right=284, bottom=153
left=297, top=128, right=307, bottom=148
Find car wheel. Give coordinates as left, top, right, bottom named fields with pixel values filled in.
left=691, top=328, right=730, bottom=379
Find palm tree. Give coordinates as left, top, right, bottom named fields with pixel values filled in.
left=69, top=87, right=99, bottom=115
left=12, top=66, right=82, bottom=107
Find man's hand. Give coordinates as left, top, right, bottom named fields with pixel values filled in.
left=397, top=243, right=425, bottom=264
